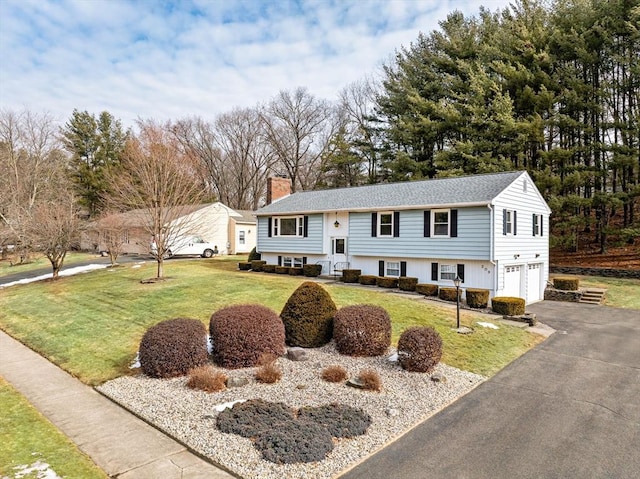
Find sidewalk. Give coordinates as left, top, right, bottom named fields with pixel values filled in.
left=0, top=330, right=234, bottom=479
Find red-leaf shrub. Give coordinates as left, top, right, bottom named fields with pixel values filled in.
left=333, top=305, right=391, bottom=356
left=397, top=326, right=443, bottom=373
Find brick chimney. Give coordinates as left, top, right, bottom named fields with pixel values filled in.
left=266, top=176, right=292, bottom=205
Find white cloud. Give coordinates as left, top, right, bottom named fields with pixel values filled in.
left=0, top=0, right=514, bottom=127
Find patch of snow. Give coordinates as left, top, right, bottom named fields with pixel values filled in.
left=207, top=336, right=213, bottom=355
left=477, top=321, right=499, bottom=329
left=214, top=399, right=246, bottom=412
left=132, top=264, right=141, bottom=269
left=10, top=460, right=62, bottom=479
left=387, top=352, right=398, bottom=362
left=129, top=352, right=140, bottom=369
left=0, top=264, right=108, bottom=289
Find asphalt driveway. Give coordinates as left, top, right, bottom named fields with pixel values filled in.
left=340, top=301, right=640, bottom=479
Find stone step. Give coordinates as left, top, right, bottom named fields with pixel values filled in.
left=579, top=288, right=606, bottom=304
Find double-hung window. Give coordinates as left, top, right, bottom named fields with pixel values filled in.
left=274, top=216, right=304, bottom=237
left=282, top=256, right=303, bottom=267
left=239, top=231, right=245, bottom=244
left=532, top=214, right=543, bottom=236
left=386, top=261, right=400, bottom=277
left=505, top=210, right=515, bottom=235
left=440, top=264, right=457, bottom=280
left=432, top=210, right=450, bottom=237
left=378, top=212, right=393, bottom=237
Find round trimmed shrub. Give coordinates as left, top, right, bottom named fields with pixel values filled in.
left=466, top=288, right=490, bottom=308
left=492, top=297, right=526, bottom=316
left=248, top=247, right=261, bottom=261
left=262, top=264, right=276, bottom=273
left=553, top=276, right=580, bottom=291
left=334, top=305, right=391, bottom=356
left=416, top=283, right=438, bottom=296
left=251, top=260, right=266, bottom=272
left=275, top=266, right=289, bottom=274
left=342, top=269, right=361, bottom=283
left=210, top=304, right=285, bottom=368
left=439, top=287, right=461, bottom=302
left=376, top=277, right=398, bottom=288
left=238, top=262, right=251, bottom=271
left=139, top=318, right=209, bottom=378
left=397, top=326, right=443, bottom=373
left=398, top=277, right=418, bottom=291
left=280, top=282, right=337, bottom=347
left=359, top=275, right=377, bottom=285
left=303, top=264, right=322, bottom=277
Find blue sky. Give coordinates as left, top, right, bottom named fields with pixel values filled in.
left=0, top=0, right=513, bottom=128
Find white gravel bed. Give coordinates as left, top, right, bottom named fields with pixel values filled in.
left=98, top=342, right=484, bottom=479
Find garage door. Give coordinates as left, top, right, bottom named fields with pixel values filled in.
left=504, top=265, right=522, bottom=297
left=527, top=263, right=543, bottom=303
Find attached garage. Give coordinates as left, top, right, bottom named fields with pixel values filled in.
left=503, top=265, right=522, bottom=297
left=526, top=263, right=543, bottom=303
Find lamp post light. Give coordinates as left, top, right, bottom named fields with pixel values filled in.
left=453, top=275, right=462, bottom=330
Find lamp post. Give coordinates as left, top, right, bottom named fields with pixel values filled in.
left=453, top=275, right=462, bottom=330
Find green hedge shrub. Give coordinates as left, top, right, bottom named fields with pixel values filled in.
left=553, top=276, right=580, bottom=291
left=251, top=260, right=266, bottom=272
left=139, top=318, right=209, bottom=378
left=210, top=304, right=285, bottom=368
left=334, top=305, right=391, bottom=356
left=397, top=326, right=443, bottom=373
left=415, top=284, right=438, bottom=296
left=342, top=269, right=361, bottom=283
left=280, top=282, right=337, bottom=347
left=492, top=297, right=526, bottom=316
left=248, top=247, right=261, bottom=261
left=303, top=264, right=322, bottom=277
left=398, top=277, right=418, bottom=291
left=238, top=262, right=251, bottom=271
left=359, top=275, right=377, bottom=285
left=262, top=264, right=276, bottom=273
left=275, top=266, right=289, bottom=274
left=289, top=267, right=304, bottom=276
left=466, top=288, right=490, bottom=308
left=439, top=287, right=461, bottom=302
left=376, top=276, right=398, bottom=288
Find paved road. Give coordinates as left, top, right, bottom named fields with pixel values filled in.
left=340, top=301, right=640, bottom=479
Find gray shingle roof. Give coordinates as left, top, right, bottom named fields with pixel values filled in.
left=256, top=171, right=525, bottom=215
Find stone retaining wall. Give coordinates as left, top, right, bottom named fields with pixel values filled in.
left=544, top=288, right=582, bottom=302
left=550, top=266, right=640, bottom=279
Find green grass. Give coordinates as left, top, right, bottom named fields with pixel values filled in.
left=0, top=252, right=99, bottom=278
left=0, top=258, right=542, bottom=384
left=0, top=377, right=108, bottom=479
left=577, top=276, right=640, bottom=309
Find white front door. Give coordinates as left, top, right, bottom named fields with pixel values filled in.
left=526, top=263, right=543, bottom=303
left=504, top=265, right=522, bottom=298
left=331, top=237, right=347, bottom=272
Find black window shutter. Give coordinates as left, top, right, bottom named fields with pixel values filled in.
left=532, top=213, right=536, bottom=236
left=371, top=212, right=377, bottom=237
left=502, top=209, right=507, bottom=235
left=268, top=218, right=272, bottom=237
left=393, top=211, right=400, bottom=237
left=302, top=257, right=307, bottom=265
left=540, top=215, right=544, bottom=236
left=431, top=262, right=438, bottom=281
left=303, top=216, right=309, bottom=237
left=513, top=211, right=517, bottom=236
left=378, top=260, right=385, bottom=277
left=457, top=264, right=465, bottom=283
left=277, top=255, right=282, bottom=266
left=450, top=209, right=458, bottom=237
left=400, top=261, right=407, bottom=277
left=424, top=210, right=431, bottom=237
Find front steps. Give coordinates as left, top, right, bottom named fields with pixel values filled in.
left=579, top=288, right=606, bottom=305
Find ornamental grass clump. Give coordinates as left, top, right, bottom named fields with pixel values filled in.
left=255, top=354, right=283, bottom=384
left=321, top=365, right=348, bottom=383
left=333, top=304, right=391, bottom=356
left=397, top=326, right=443, bottom=373
left=186, top=365, right=227, bottom=393
left=210, top=304, right=285, bottom=368
left=139, top=318, right=209, bottom=378
left=358, top=369, right=382, bottom=392
left=280, top=282, right=337, bottom=347
left=491, top=297, right=526, bottom=316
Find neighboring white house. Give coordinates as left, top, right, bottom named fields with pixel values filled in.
left=255, top=172, right=551, bottom=304
left=83, top=202, right=256, bottom=256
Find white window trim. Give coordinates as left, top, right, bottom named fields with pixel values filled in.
left=440, top=264, right=456, bottom=281
left=386, top=261, right=400, bottom=277
left=533, top=214, right=542, bottom=236
left=239, top=230, right=245, bottom=244
left=283, top=256, right=304, bottom=268
left=378, top=212, right=394, bottom=237
left=274, top=216, right=304, bottom=237
left=432, top=209, right=451, bottom=237
left=505, top=209, right=515, bottom=235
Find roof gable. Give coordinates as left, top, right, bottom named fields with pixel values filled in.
left=257, top=171, right=531, bottom=215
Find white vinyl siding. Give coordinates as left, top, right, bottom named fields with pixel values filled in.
left=378, top=212, right=393, bottom=237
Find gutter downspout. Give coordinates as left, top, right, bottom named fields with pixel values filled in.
left=488, top=204, right=498, bottom=296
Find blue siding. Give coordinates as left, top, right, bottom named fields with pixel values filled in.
left=257, top=214, right=324, bottom=254
left=348, top=208, right=490, bottom=260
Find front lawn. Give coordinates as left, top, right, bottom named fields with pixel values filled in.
left=0, top=377, right=107, bottom=479
left=0, top=258, right=543, bottom=385
left=578, top=275, right=640, bottom=309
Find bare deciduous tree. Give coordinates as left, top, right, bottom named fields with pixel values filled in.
left=89, top=211, right=128, bottom=266
left=106, top=120, right=207, bottom=279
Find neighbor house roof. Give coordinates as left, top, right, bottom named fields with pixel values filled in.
left=256, top=171, right=526, bottom=215
left=231, top=210, right=257, bottom=224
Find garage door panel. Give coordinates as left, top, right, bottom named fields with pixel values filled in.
left=504, top=265, right=521, bottom=298
left=527, top=263, right=542, bottom=303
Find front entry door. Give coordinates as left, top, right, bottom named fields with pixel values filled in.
left=331, top=237, right=347, bottom=272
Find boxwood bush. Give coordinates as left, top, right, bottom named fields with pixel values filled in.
left=465, top=288, right=490, bottom=308
left=398, top=277, right=418, bottom=291
left=275, top=266, right=289, bottom=274
left=238, top=262, right=251, bottom=271
left=376, top=276, right=398, bottom=288
left=280, top=282, right=337, bottom=347
left=415, top=284, right=438, bottom=296
left=491, top=297, right=526, bottom=316
left=333, top=304, right=391, bottom=356
left=250, top=260, right=266, bottom=272
left=359, top=275, right=378, bottom=285
left=262, top=264, right=276, bottom=273
left=439, top=287, right=461, bottom=302
left=303, top=264, right=322, bottom=277
left=288, top=267, right=304, bottom=276
left=553, top=276, right=580, bottom=291
left=397, top=326, right=443, bottom=373
left=139, top=318, right=209, bottom=378
left=342, top=269, right=361, bottom=283
left=248, top=247, right=261, bottom=261
left=210, top=304, right=285, bottom=368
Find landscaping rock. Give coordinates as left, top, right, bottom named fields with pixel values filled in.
left=431, top=373, right=447, bottom=383
left=385, top=408, right=400, bottom=417
left=226, top=377, right=249, bottom=388
left=346, top=377, right=366, bottom=389
left=287, top=347, right=309, bottom=361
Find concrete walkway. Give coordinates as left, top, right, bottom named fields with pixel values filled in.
left=0, top=330, right=234, bottom=479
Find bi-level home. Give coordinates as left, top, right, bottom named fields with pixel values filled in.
left=256, top=172, right=551, bottom=304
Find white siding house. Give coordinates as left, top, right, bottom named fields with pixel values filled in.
left=255, top=171, right=551, bottom=304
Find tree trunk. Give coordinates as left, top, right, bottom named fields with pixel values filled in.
left=156, top=258, right=164, bottom=279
